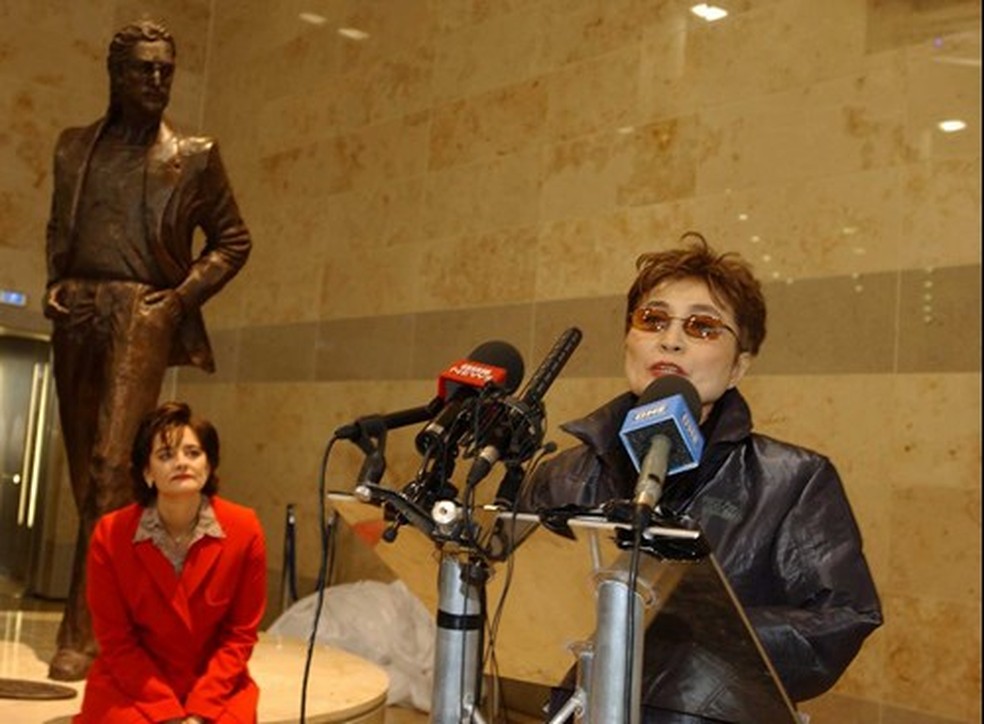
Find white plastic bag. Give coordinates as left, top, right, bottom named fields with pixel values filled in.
left=267, top=579, right=434, bottom=711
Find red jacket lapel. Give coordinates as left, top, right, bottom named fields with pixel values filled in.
left=133, top=539, right=194, bottom=632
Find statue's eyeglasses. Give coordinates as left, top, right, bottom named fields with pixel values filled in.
left=125, top=60, right=174, bottom=80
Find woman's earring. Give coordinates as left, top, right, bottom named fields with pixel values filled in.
left=145, top=478, right=154, bottom=488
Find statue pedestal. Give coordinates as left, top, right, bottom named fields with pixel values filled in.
left=253, top=633, right=389, bottom=724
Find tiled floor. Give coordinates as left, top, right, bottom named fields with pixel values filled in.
left=0, top=575, right=81, bottom=724
left=0, top=574, right=430, bottom=724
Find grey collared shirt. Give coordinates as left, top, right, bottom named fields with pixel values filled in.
left=134, top=495, right=225, bottom=573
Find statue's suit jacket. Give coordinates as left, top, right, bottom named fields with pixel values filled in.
left=75, top=497, right=267, bottom=723
left=46, top=116, right=252, bottom=372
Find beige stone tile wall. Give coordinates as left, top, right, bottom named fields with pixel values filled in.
left=1, top=0, right=980, bottom=721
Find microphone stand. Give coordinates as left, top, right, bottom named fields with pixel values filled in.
left=344, top=390, right=543, bottom=723
left=544, top=517, right=695, bottom=724
left=351, top=482, right=499, bottom=724
left=432, top=554, right=489, bottom=724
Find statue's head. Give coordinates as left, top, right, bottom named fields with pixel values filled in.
left=107, top=20, right=176, bottom=122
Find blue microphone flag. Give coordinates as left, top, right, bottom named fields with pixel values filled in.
left=619, top=384, right=704, bottom=476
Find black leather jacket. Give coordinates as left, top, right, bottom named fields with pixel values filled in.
left=523, top=388, right=882, bottom=719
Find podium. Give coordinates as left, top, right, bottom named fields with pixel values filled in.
left=328, top=493, right=798, bottom=723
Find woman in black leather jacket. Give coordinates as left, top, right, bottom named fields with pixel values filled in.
left=523, top=233, right=882, bottom=722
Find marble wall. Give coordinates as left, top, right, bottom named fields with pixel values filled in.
left=0, top=0, right=980, bottom=721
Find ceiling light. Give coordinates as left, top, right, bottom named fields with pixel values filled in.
left=338, top=27, right=370, bottom=41
left=299, top=12, right=327, bottom=25
left=938, top=119, right=967, bottom=133
left=691, top=4, right=728, bottom=22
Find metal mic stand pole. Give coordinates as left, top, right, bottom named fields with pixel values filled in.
left=431, top=552, right=488, bottom=724
left=352, top=483, right=489, bottom=724
left=585, top=568, right=645, bottom=724
left=547, top=533, right=669, bottom=724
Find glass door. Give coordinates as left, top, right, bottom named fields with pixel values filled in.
left=0, top=332, right=54, bottom=582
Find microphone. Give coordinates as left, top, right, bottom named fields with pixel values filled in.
left=414, top=340, right=525, bottom=455
left=333, top=396, right=445, bottom=443
left=467, top=327, right=583, bottom=490
left=619, top=375, right=703, bottom=527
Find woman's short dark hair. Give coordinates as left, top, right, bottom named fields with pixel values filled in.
left=625, top=232, right=767, bottom=355
left=131, top=401, right=220, bottom=506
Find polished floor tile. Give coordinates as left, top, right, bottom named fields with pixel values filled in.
left=0, top=609, right=82, bottom=724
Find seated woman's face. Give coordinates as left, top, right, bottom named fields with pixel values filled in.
left=624, top=276, right=751, bottom=422
left=144, top=425, right=211, bottom=499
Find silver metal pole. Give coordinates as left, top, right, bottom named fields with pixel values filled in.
left=585, top=551, right=684, bottom=724
left=431, top=553, right=485, bottom=723
left=588, top=578, right=644, bottom=724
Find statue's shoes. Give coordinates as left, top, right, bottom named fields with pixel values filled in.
left=47, top=648, right=93, bottom=682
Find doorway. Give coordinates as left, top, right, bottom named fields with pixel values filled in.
left=0, top=331, right=55, bottom=583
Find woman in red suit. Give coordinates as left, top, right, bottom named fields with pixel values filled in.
left=74, top=402, right=267, bottom=723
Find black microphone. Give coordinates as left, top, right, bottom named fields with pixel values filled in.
left=619, top=375, right=703, bottom=528
left=384, top=342, right=522, bottom=543
left=467, top=327, right=583, bottom=489
left=414, top=340, right=524, bottom=455
left=333, top=396, right=445, bottom=443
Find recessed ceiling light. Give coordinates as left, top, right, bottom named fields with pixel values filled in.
left=338, top=27, right=370, bottom=41
left=691, top=4, right=728, bottom=22
left=938, top=119, right=967, bottom=133
left=299, top=12, right=327, bottom=25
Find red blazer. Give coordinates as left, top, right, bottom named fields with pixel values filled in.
left=75, top=497, right=267, bottom=723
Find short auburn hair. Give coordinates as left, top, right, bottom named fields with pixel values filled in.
left=625, top=232, right=767, bottom=355
left=130, top=401, right=220, bottom=505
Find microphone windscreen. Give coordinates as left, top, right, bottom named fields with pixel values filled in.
left=468, top=340, right=525, bottom=393
left=637, top=375, right=701, bottom=419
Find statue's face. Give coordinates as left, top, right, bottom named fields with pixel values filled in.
left=113, top=39, right=174, bottom=120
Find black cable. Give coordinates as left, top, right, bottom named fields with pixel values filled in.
left=482, top=494, right=522, bottom=723
left=623, top=521, right=644, bottom=721
left=474, top=571, right=488, bottom=723
left=299, top=435, right=338, bottom=723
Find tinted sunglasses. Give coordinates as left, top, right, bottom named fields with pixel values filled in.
left=629, top=307, right=740, bottom=343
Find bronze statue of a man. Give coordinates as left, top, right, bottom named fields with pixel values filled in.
left=43, top=20, right=251, bottom=681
